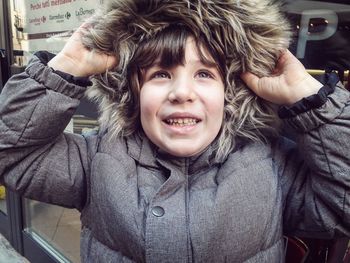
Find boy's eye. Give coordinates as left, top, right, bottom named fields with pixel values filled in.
left=151, top=71, right=171, bottom=79
left=197, top=70, right=214, bottom=79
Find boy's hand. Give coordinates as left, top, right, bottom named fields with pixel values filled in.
left=241, top=50, right=323, bottom=106
left=48, top=23, right=117, bottom=77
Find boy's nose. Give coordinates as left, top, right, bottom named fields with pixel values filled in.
left=168, top=77, right=197, bottom=103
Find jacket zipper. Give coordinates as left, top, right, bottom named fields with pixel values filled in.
left=185, top=158, right=193, bottom=263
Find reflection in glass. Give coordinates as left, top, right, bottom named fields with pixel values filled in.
left=24, top=199, right=81, bottom=263
left=22, top=115, right=98, bottom=263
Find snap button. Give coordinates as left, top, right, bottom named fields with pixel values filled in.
left=152, top=206, right=165, bottom=217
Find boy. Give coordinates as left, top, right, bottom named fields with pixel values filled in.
left=0, top=0, right=349, bottom=262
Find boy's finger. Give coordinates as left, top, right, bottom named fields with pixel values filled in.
left=106, top=55, right=118, bottom=70
left=80, top=22, right=91, bottom=29
left=241, top=72, right=260, bottom=94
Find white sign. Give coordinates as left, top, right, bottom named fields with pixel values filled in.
left=296, top=9, right=338, bottom=58
left=19, top=0, right=103, bottom=54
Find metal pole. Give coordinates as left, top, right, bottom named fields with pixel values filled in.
left=0, top=0, right=14, bottom=89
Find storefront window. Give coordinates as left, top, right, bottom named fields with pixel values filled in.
left=284, top=0, right=350, bottom=73
left=279, top=0, right=350, bottom=92
left=9, top=0, right=102, bottom=262
left=24, top=200, right=81, bottom=262
left=23, top=118, right=97, bottom=263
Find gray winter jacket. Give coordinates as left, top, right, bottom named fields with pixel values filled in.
left=0, top=56, right=349, bottom=262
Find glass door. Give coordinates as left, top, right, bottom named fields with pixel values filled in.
left=16, top=0, right=101, bottom=260
left=0, top=0, right=12, bottom=243
left=23, top=200, right=81, bottom=263
left=0, top=0, right=102, bottom=262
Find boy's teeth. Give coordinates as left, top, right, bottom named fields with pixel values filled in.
left=167, top=118, right=198, bottom=125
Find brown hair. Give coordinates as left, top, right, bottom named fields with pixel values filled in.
left=126, top=24, right=226, bottom=130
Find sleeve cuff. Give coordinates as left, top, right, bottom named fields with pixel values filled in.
left=34, top=51, right=92, bottom=87
left=281, top=83, right=349, bottom=133
left=26, top=55, right=87, bottom=99
left=278, top=72, right=339, bottom=119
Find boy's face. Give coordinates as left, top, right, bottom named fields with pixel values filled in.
left=140, top=38, right=225, bottom=157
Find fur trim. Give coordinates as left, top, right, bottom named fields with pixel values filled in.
left=82, top=0, right=291, bottom=161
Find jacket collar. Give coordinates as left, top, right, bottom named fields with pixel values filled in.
left=126, top=133, right=219, bottom=175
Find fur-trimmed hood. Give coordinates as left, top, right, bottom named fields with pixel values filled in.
left=82, top=0, right=291, bottom=161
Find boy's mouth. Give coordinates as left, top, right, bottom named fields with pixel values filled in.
left=164, top=118, right=200, bottom=126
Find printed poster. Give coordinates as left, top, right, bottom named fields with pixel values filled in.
left=20, top=0, right=104, bottom=55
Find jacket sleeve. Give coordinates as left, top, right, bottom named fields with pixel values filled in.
left=0, top=55, right=94, bottom=211
left=277, top=82, right=350, bottom=238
